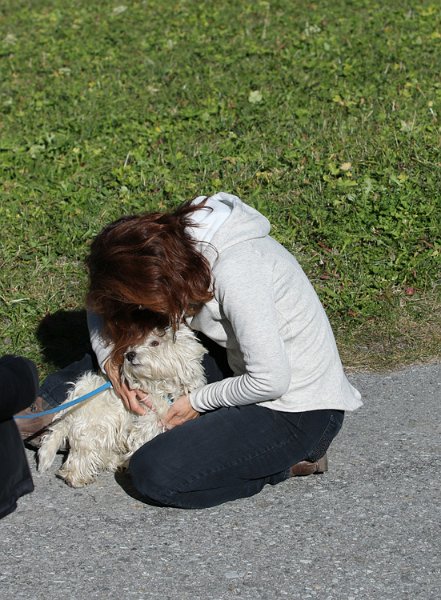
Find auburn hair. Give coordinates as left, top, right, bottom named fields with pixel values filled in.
left=86, top=200, right=214, bottom=363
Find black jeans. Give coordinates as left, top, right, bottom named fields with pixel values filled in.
left=130, top=405, right=343, bottom=509
left=39, top=354, right=97, bottom=407
left=129, top=335, right=344, bottom=509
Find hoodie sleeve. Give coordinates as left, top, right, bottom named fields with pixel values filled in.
left=189, top=248, right=292, bottom=411
left=87, top=310, right=113, bottom=372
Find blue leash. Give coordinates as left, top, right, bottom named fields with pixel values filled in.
left=14, top=381, right=113, bottom=419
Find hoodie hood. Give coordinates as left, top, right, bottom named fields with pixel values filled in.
left=189, top=193, right=271, bottom=267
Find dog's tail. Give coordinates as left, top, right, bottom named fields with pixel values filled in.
left=37, top=424, right=68, bottom=472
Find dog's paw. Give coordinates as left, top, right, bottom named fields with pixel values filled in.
left=37, top=430, right=68, bottom=473
left=118, top=458, right=131, bottom=471
left=37, top=445, right=55, bottom=473
left=56, top=467, right=96, bottom=488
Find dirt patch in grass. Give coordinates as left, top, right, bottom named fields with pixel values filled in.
left=337, top=295, right=441, bottom=372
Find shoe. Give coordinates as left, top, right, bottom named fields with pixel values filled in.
left=289, top=454, right=328, bottom=477
left=15, top=396, right=54, bottom=448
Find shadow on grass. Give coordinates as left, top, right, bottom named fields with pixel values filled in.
left=36, top=309, right=93, bottom=369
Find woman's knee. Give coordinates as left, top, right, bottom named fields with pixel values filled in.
left=128, top=440, right=183, bottom=505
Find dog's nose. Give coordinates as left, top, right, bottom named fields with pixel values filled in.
left=125, top=351, right=136, bottom=363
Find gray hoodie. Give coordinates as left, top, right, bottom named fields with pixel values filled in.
left=187, top=193, right=362, bottom=413
left=89, top=193, right=362, bottom=414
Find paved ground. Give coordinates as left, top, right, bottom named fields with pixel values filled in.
left=1, top=363, right=440, bottom=600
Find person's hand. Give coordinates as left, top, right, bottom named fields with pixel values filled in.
left=104, top=359, right=150, bottom=416
left=163, top=394, right=200, bottom=430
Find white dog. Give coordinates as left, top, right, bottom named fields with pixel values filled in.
left=38, top=325, right=207, bottom=488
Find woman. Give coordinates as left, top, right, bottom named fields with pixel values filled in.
left=85, top=192, right=362, bottom=508
left=0, top=355, right=38, bottom=519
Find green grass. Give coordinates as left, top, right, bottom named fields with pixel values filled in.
left=1, top=0, right=440, bottom=376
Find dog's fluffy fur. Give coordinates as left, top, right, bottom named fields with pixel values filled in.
left=38, top=326, right=207, bottom=488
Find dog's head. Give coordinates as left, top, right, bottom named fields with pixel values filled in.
left=121, top=325, right=207, bottom=392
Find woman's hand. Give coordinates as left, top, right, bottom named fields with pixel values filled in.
left=164, top=395, right=200, bottom=430
left=104, top=359, right=150, bottom=416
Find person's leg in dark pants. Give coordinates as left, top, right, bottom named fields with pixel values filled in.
left=0, top=355, right=39, bottom=519
left=129, top=405, right=344, bottom=509
left=38, top=354, right=97, bottom=407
